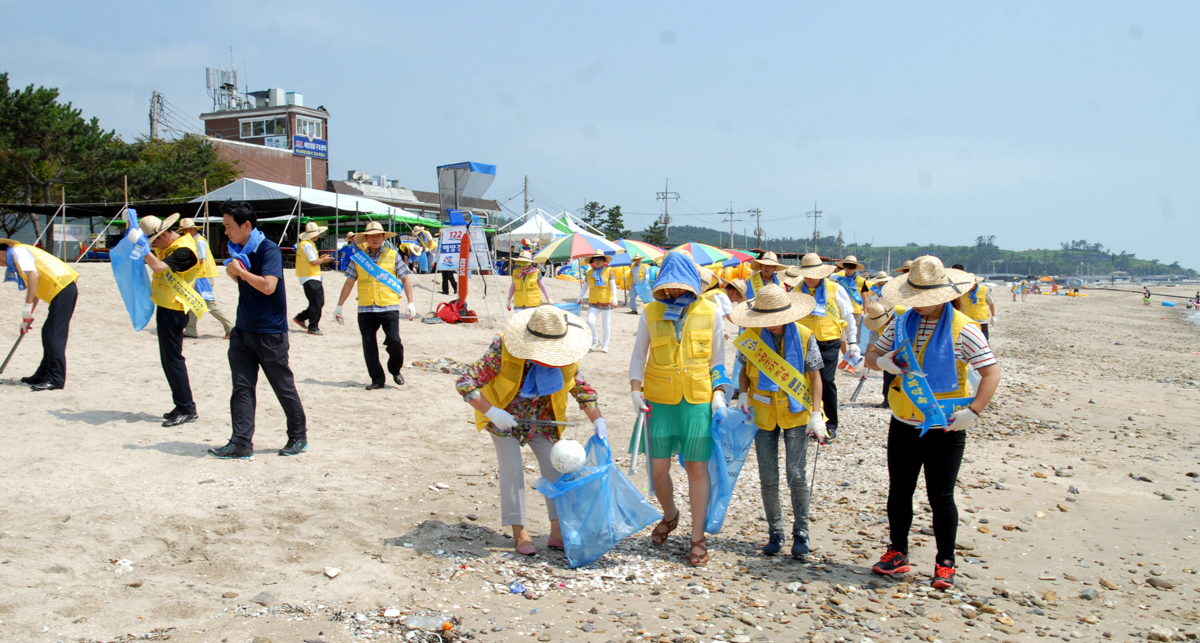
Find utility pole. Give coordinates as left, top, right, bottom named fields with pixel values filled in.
left=656, top=179, right=679, bottom=241
left=523, top=175, right=529, bottom=214
left=837, top=230, right=843, bottom=258
left=149, top=91, right=163, bottom=140
left=720, top=202, right=741, bottom=248
left=751, top=208, right=763, bottom=250
left=806, top=202, right=822, bottom=255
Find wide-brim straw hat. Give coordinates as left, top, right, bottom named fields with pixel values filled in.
left=300, top=221, right=328, bottom=241
left=354, top=221, right=397, bottom=242
left=513, top=249, right=536, bottom=264
left=719, top=276, right=747, bottom=298
left=698, top=267, right=717, bottom=291
left=894, top=260, right=913, bottom=274
left=785, top=252, right=837, bottom=281
left=503, top=305, right=592, bottom=367
left=837, top=255, right=865, bottom=270
left=729, top=284, right=816, bottom=328
left=750, top=251, right=785, bottom=271
left=587, top=250, right=612, bottom=263
left=881, top=255, right=976, bottom=308
left=176, top=218, right=200, bottom=232
left=863, top=301, right=895, bottom=333
left=139, top=214, right=180, bottom=244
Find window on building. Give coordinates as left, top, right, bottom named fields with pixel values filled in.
left=305, top=157, right=312, bottom=189
left=296, top=117, right=323, bottom=139
left=239, top=116, right=288, bottom=139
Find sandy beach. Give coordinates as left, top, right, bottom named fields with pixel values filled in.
left=0, top=265, right=1197, bottom=643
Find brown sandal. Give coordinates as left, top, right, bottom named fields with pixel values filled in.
left=650, top=509, right=680, bottom=546
left=689, top=536, right=710, bottom=567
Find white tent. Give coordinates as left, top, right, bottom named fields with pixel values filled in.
left=494, top=208, right=566, bottom=250
left=188, top=177, right=423, bottom=218
left=552, top=210, right=603, bottom=236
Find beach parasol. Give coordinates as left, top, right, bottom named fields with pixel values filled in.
left=668, top=242, right=733, bottom=266
left=721, top=249, right=754, bottom=268
left=532, top=232, right=624, bottom=263
left=616, top=239, right=665, bottom=262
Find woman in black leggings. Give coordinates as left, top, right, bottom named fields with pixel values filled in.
left=864, top=256, right=1001, bottom=589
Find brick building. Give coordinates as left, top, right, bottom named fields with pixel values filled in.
left=200, top=88, right=329, bottom=190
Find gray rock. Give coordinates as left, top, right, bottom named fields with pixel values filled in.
left=1146, top=577, right=1175, bottom=590
left=1148, top=626, right=1174, bottom=642
left=1079, top=588, right=1097, bottom=600
left=1070, top=486, right=1082, bottom=496
left=250, top=591, right=275, bottom=606
left=1161, top=494, right=1175, bottom=501
left=222, top=591, right=238, bottom=599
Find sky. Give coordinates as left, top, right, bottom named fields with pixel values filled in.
left=2, top=1, right=1197, bottom=266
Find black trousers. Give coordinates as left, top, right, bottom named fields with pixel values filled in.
left=440, top=270, right=458, bottom=295
left=29, top=281, right=77, bottom=387
left=882, top=371, right=896, bottom=402
left=886, top=416, right=966, bottom=565
left=979, top=323, right=989, bottom=340
left=358, top=310, right=403, bottom=385
left=816, top=339, right=841, bottom=431
left=293, top=280, right=325, bottom=330
left=156, top=307, right=195, bottom=415
left=228, top=328, right=307, bottom=447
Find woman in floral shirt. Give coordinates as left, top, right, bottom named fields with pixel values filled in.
left=456, top=306, right=604, bottom=556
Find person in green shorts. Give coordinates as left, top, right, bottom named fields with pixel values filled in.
left=629, top=252, right=731, bottom=567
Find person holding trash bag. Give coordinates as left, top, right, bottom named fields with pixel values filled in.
left=729, top=284, right=826, bottom=557
left=456, top=305, right=605, bottom=556
left=507, top=250, right=552, bottom=311
left=0, top=238, right=79, bottom=391
left=626, top=255, right=648, bottom=314
left=629, top=252, right=732, bottom=567
left=864, top=256, right=1000, bottom=589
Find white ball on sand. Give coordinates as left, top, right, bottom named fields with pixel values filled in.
left=550, top=439, right=587, bottom=474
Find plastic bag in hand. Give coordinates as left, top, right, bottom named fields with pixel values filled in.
left=702, top=406, right=760, bottom=534
left=110, top=235, right=154, bottom=331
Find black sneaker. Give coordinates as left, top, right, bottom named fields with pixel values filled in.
left=162, top=410, right=179, bottom=420
left=208, top=442, right=253, bottom=459
left=932, top=560, right=956, bottom=589
left=278, top=438, right=308, bottom=456
left=825, top=426, right=838, bottom=441
left=792, top=533, right=810, bottom=557
left=20, top=375, right=44, bottom=385
left=762, top=531, right=784, bottom=556
left=163, top=413, right=198, bottom=428
left=872, top=549, right=912, bottom=575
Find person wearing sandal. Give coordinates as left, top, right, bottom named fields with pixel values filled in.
left=629, top=253, right=732, bottom=567
left=729, top=284, right=826, bottom=558
left=457, top=305, right=606, bottom=556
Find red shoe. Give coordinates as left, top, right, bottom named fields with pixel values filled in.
left=932, top=561, right=957, bottom=589
left=871, top=549, right=911, bottom=575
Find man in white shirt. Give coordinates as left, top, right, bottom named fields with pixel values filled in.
left=292, top=222, right=332, bottom=335
left=0, top=238, right=79, bottom=390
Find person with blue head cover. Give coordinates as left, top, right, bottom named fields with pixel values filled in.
left=628, top=252, right=732, bottom=567
left=865, top=255, right=1001, bottom=590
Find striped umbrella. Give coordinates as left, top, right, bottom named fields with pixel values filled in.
left=721, top=249, right=755, bottom=268
left=668, top=242, right=733, bottom=266
left=532, top=232, right=624, bottom=263
left=616, top=238, right=666, bottom=262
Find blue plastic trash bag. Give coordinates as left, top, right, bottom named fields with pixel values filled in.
left=535, top=435, right=662, bottom=568
left=635, top=280, right=653, bottom=305
left=110, top=236, right=154, bottom=331
left=703, top=407, right=759, bottom=534
left=647, top=265, right=659, bottom=285
left=552, top=302, right=582, bottom=316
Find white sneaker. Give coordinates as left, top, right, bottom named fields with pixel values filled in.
left=601, top=345, right=609, bottom=353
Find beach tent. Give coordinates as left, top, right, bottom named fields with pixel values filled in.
left=494, top=208, right=565, bottom=250
left=551, top=211, right=604, bottom=236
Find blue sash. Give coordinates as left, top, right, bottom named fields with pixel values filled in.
left=224, top=229, right=265, bottom=269
left=835, top=274, right=863, bottom=305
left=351, top=245, right=406, bottom=296
left=4, top=248, right=24, bottom=290
left=800, top=281, right=828, bottom=316
left=967, top=286, right=979, bottom=304
left=758, top=327, right=808, bottom=413
left=893, top=306, right=974, bottom=436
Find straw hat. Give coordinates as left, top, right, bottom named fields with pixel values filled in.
left=299, top=221, right=328, bottom=241
left=698, top=267, right=717, bottom=291
left=720, top=276, right=747, bottom=298
left=176, top=218, right=200, bottom=232
left=893, top=260, right=913, bottom=274
left=587, top=250, right=611, bottom=263
left=881, top=255, right=976, bottom=308
left=750, top=251, right=785, bottom=271
left=502, top=306, right=592, bottom=367
left=513, top=249, right=536, bottom=264
left=837, top=255, right=865, bottom=271
left=354, top=221, right=397, bottom=242
left=784, top=252, right=837, bottom=282
left=863, top=301, right=895, bottom=333
left=139, top=214, right=180, bottom=244
left=729, top=284, right=816, bottom=328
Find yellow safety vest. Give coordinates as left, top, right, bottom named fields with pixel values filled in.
left=11, top=244, right=79, bottom=303
left=151, top=234, right=201, bottom=311
left=194, top=235, right=220, bottom=280
left=295, top=239, right=321, bottom=278
left=586, top=266, right=613, bottom=304
left=630, top=264, right=647, bottom=285
left=747, top=323, right=815, bottom=431
left=511, top=269, right=542, bottom=308
left=960, top=285, right=989, bottom=321
left=474, top=339, right=578, bottom=434
left=702, top=289, right=722, bottom=303
left=834, top=270, right=866, bottom=314
left=355, top=245, right=401, bottom=307
left=887, top=309, right=974, bottom=423
left=796, top=279, right=845, bottom=341
left=749, top=270, right=776, bottom=295
left=642, top=298, right=717, bottom=405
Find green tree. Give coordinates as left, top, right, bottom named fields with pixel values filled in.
left=600, top=204, right=630, bottom=240
left=581, top=201, right=604, bottom=229
left=640, top=218, right=667, bottom=246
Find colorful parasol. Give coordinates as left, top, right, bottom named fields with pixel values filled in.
left=721, top=249, right=754, bottom=267
left=615, top=238, right=666, bottom=262
left=668, top=242, right=733, bottom=266
left=532, top=232, right=624, bottom=263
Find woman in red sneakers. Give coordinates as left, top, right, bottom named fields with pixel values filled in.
left=864, top=256, right=1001, bottom=589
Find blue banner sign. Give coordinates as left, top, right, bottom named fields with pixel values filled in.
left=293, top=136, right=328, bottom=159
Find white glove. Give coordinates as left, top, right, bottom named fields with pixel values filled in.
left=20, top=302, right=34, bottom=335
left=592, top=418, right=608, bottom=440
left=630, top=390, right=649, bottom=414
left=406, top=302, right=417, bottom=321
left=484, top=405, right=519, bottom=430
left=546, top=297, right=554, bottom=304
left=946, top=408, right=977, bottom=432
left=876, top=350, right=904, bottom=375
left=807, top=415, right=828, bottom=443
left=989, top=316, right=996, bottom=328
left=125, top=227, right=144, bottom=244
left=711, top=389, right=727, bottom=413
left=733, top=392, right=750, bottom=412
left=127, top=228, right=151, bottom=261
left=333, top=305, right=345, bottom=325
left=845, top=343, right=862, bottom=360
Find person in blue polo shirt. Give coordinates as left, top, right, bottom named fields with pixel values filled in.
left=208, top=200, right=309, bottom=459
